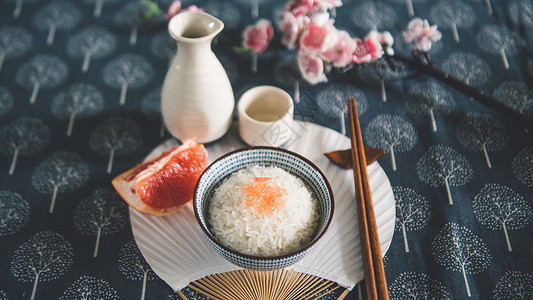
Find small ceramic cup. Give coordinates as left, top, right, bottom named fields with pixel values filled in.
left=238, top=86, right=294, bottom=147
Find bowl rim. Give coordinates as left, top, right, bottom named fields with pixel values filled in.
left=193, top=146, right=335, bottom=262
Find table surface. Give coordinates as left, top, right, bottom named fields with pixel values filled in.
left=1, top=0, right=532, bottom=299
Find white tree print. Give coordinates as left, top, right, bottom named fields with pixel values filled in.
left=0, top=26, right=32, bottom=73
left=389, top=272, right=449, bottom=299
left=430, top=0, right=475, bottom=43
left=441, top=52, right=490, bottom=86
left=74, top=188, right=128, bottom=258
left=102, top=54, right=153, bottom=105
left=114, top=1, right=158, bottom=46
left=10, top=231, right=74, bottom=300
left=51, top=83, right=105, bottom=137
left=493, top=81, right=533, bottom=119
left=236, top=0, right=272, bottom=18
left=202, top=2, right=241, bottom=30
left=150, top=32, right=176, bottom=63
left=509, top=0, right=533, bottom=30
left=364, top=114, right=418, bottom=171
left=174, top=288, right=210, bottom=300
left=141, top=86, right=165, bottom=137
left=15, top=54, right=68, bottom=104
left=67, top=26, right=116, bottom=73
left=513, top=147, right=533, bottom=189
left=467, top=0, right=499, bottom=15
left=31, top=151, right=90, bottom=213
left=493, top=271, right=533, bottom=299
left=0, top=116, right=50, bottom=175
left=82, top=0, right=122, bottom=18
left=0, top=191, right=31, bottom=236
left=476, top=25, right=518, bottom=70
left=89, top=116, right=143, bottom=174
left=274, top=54, right=304, bottom=103
left=393, top=186, right=431, bottom=253
left=0, top=86, right=14, bottom=118
left=59, top=275, right=119, bottom=299
left=351, top=1, right=398, bottom=31
left=473, top=183, right=532, bottom=252
left=316, top=83, right=368, bottom=135
left=119, top=240, right=158, bottom=300
left=356, top=63, right=403, bottom=103
left=33, top=1, right=81, bottom=46
left=417, top=145, right=473, bottom=205
left=432, top=223, right=492, bottom=297
left=389, top=0, right=427, bottom=17
left=407, top=81, right=456, bottom=132
left=456, top=113, right=509, bottom=168
left=4, top=0, right=41, bottom=18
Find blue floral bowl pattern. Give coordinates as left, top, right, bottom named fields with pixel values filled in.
left=193, top=146, right=334, bottom=271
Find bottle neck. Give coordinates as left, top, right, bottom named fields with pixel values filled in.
left=175, top=39, right=215, bottom=60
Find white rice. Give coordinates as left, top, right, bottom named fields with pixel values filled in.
left=208, top=165, right=319, bottom=257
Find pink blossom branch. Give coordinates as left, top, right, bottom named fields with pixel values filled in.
left=276, top=1, right=531, bottom=130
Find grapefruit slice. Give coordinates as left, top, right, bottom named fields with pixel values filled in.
left=112, top=139, right=208, bottom=216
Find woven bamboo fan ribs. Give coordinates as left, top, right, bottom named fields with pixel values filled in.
left=177, top=269, right=345, bottom=300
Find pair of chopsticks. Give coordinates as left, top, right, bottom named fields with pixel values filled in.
left=347, top=98, right=389, bottom=300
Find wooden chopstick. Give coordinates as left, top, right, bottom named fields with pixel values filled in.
left=348, top=99, right=376, bottom=299
left=347, top=98, right=389, bottom=300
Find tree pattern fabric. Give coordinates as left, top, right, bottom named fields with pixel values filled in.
left=0, top=0, right=532, bottom=299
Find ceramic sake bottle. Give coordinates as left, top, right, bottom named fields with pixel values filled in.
left=161, top=11, right=234, bottom=143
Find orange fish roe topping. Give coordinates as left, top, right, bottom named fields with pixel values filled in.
left=241, top=177, right=288, bottom=214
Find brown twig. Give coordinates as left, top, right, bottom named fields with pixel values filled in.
left=390, top=51, right=533, bottom=131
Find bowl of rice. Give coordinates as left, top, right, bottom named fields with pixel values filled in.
left=193, top=146, right=334, bottom=271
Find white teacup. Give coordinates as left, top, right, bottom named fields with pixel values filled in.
left=238, top=86, right=294, bottom=147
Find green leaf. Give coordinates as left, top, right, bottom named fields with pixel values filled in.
left=139, top=0, right=164, bottom=20
left=232, top=46, right=253, bottom=54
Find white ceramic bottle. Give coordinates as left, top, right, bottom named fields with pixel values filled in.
left=161, top=11, right=234, bottom=143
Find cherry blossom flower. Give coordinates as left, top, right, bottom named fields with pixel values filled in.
left=321, top=30, right=357, bottom=67
left=352, top=39, right=372, bottom=64
left=352, top=37, right=382, bottom=64
left=286, top=0, right=315, bottom=17
left=366, top=30, right=394, bottom=55
left=165, top=1, right=181, bottom=19
left=365, top=36, right=383, bottom=59
left=279, top=11, right=307, bottom=49
left=299, top=22, right=332, bottom=55
left=403, top=18, right=442, bottom=52
left=164, top=1, right=204, bottom=19
left=366, top=30, right=394, bottom=47
left=298, top=52, right=327, bottom=84
left=243, top=19, right=274, bottom=54
left=309, top=11, right=331, bottom=26
left=243, top=19, right=274, bottom=73
left=181, top=5, right=204, bottom=12
left=314, top=0, right=343, bottom=9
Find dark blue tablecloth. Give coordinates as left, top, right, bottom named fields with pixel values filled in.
left=1, top=0, right=532, bottom=299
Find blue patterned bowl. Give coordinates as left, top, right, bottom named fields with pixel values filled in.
left=193, top=146, right=334, bottom=271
